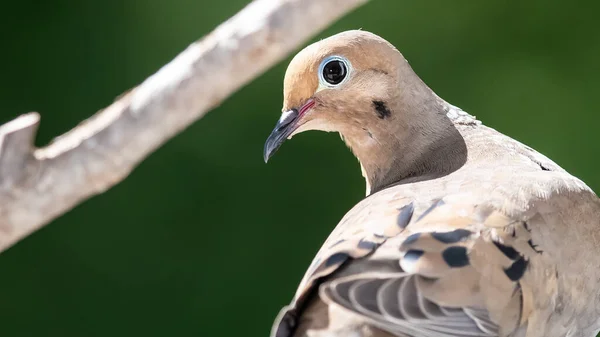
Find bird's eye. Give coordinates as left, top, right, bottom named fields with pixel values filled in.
left=318, top=56, right=351, bottom=87
left=323, top=60, right=346, bottom=85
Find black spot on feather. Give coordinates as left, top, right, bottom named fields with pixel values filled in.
left=397, top=202, right=414, bottom=229
left=402, top=233, right=421, bottom=246
left=442, top=246, right=470, bottom=267
left=504, top=256, right=529, bottom=281
left=528, top=239, right=543, bottom=253
left=416, top=199, right=445, bottom=222
left=357, top=239, right=378, bottom=250
left=537, top=162, right=551, bottom=171
left=325, top=252, right=349, bottom=267
left=404, top=249, right=424, bottom=262
left=372, top=100, right=391, bottom=119
left=329, top=239, right=346, bottom=248
left=431, top=229, right=472, bottom=244
left=493, top=241, right=520, bottom=260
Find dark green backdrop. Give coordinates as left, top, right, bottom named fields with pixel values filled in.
left=1, top=1, right=599, bottom=336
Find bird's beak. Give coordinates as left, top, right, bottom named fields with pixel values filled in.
left=264, top=99, right=315, bottom=163
left=264, top=108, right=299, bottom=163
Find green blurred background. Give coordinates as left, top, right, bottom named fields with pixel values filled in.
left=0, top=1, right=599, bottom=336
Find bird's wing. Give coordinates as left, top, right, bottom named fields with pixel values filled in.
left=318, top=197, right=539, bottom=337
left=272, top=193, right=547, bottom=337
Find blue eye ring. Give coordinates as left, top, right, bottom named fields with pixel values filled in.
left=318, top=55, right=352, bottom=88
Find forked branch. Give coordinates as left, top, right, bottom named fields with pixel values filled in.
left=0, top=0, right=369, bottom=252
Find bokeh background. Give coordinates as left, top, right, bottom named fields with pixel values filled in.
left=1, top=1, right=599, bottom=336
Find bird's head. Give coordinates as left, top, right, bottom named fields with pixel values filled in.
left=264, top=30, right=469, bottom=194
left=264, top=30, right=404, bottom=162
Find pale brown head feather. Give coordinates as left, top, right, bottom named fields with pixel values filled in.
left=281, top=30, right=469, bottom=195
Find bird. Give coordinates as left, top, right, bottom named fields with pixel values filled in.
left=263, top=30, right=600, bottom=337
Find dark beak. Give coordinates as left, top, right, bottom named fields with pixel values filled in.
left=263, top=108, right=300, bottom=163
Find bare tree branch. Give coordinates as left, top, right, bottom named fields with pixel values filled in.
left=0, top=0, right=369, bottom=252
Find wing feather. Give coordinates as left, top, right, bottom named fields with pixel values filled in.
left=315, top=197, right=538, bottom=337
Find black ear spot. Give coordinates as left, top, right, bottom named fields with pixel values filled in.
left=372, top=100, right=391, bottom=119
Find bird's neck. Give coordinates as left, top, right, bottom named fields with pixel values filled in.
left=345, top=98, right=472, bottom=196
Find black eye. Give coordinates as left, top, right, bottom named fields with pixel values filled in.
left=322, top=60, right=347, bottom=85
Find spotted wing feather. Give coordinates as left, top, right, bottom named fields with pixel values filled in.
left=316, top=198, right=538, bottom=337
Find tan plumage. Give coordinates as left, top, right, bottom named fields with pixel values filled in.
left=264, top=30, right=600, bottom=337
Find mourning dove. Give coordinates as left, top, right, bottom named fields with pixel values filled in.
left=263, top=30, right=600, bottom=337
